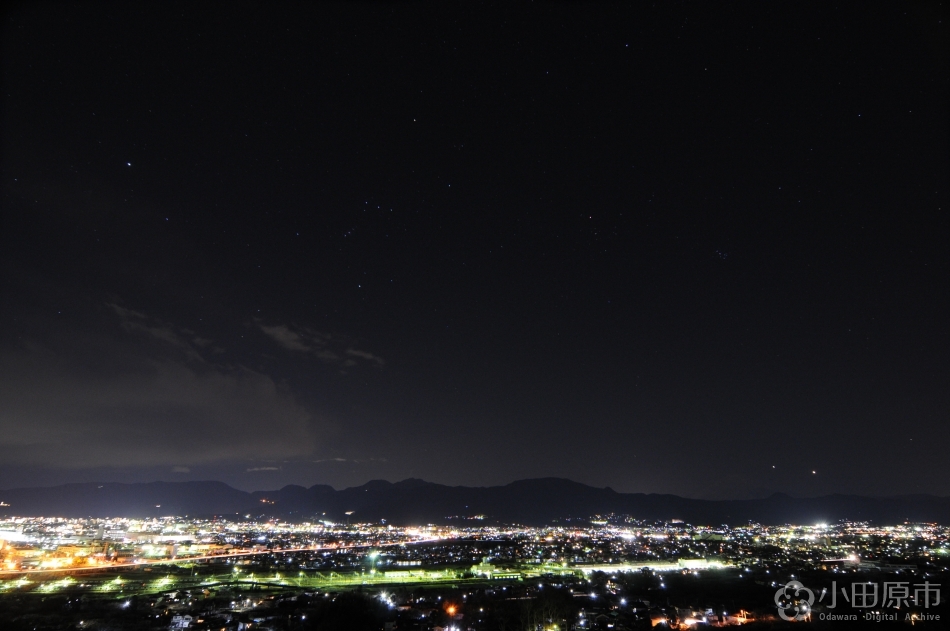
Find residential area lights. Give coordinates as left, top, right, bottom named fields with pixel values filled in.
left=0, top=515, right=946, bottom=628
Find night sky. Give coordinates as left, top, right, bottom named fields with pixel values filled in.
left=2, top=2, right=947, bottom=499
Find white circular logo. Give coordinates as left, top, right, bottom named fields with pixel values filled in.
left=774, top=580, right=815, bottom=621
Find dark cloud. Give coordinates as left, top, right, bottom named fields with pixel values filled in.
left=0, top=307, right=315, bottom=469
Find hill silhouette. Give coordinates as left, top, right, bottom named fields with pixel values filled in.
left=2, top=478, right=949, bottom=525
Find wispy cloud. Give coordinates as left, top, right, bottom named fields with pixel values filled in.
left=247, top=466, right=280, bottom=472
left=312, top=457, right=387, bottom=464
left=257, top=322, right=384, bottom=369
left=107, top=302, right=212, bottom=361
left=107, top=304, right=148, bottom=320
left=345, top=348, right=385, bottom=366
left=258, top=323, right=313, bottom=352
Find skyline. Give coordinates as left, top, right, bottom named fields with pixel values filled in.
left=1, top=2, right=947, bottom=499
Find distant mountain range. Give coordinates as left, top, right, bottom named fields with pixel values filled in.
left=2, top=478, right=949, bottom=526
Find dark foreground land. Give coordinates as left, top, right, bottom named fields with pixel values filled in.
left=0, top=559, right=946, bottom=630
